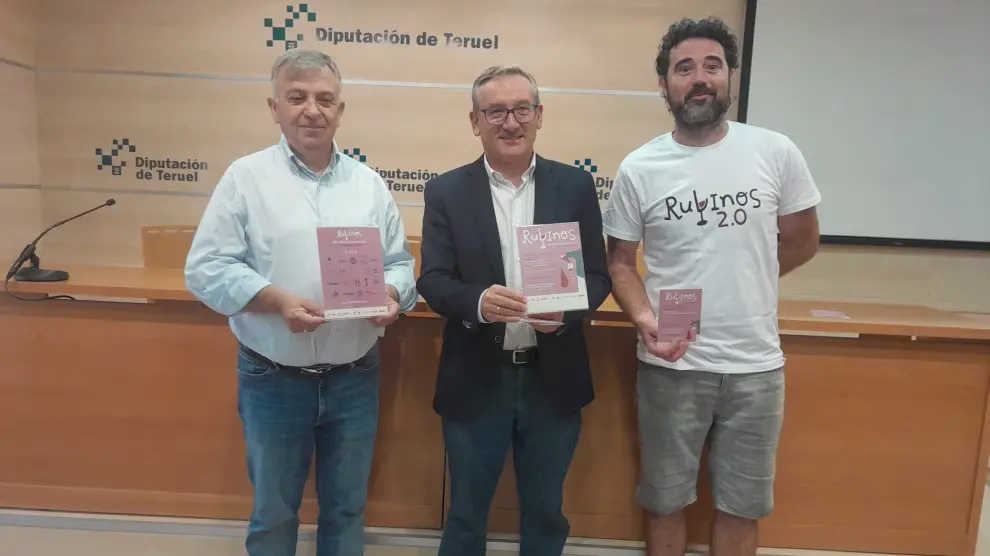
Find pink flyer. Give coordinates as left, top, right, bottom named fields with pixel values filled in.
left=316, top=226, right=389, bottom=320
left=656, top=289, right=702, bottom=344
left=515, top=222, right=589, bottom=315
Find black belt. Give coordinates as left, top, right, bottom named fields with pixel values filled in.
left=239, top=344, right=357, bottom=377
left=498, top=348, right=539, bottom=366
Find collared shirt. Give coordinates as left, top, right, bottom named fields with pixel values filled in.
left=185, top=136, right=417, bottom=367
left=477, top=153, right=538, bottom=350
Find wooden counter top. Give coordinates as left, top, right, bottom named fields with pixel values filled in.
left=7, top=264, right=192, bottom=301
left=7, top=264, right=990, bottom=341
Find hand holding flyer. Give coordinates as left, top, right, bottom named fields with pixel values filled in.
left=317, top=226, right=390, bottom=320
left=656, top=288, right=702, bottom=345
left=515, top=222, right=589, bottom=316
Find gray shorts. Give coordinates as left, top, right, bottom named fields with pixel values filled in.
left=636, top=361, right=785, bottom=520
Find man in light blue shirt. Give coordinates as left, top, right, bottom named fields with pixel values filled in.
left=185, top=49, right=417, bottom=556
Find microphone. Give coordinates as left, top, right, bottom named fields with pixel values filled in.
left=5, top=198, right=116, bottom=283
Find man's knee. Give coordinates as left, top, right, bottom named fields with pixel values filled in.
left=520, top=507, right=570, bottom=539
left=637, top=479, right=697, bottom=518
left=252, top=490, right=302, bottom=531
left=316, top=480, right=368, bottom=519
left=711, top=453, right=777, bottom=520
left=714, top=484, right=775, bottom=520
left=715, top=506, right=764, bottom=527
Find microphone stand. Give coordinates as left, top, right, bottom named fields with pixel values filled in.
left=4, top=199, right=116, bottom=302
left=9, top=244, right=68, bottom=282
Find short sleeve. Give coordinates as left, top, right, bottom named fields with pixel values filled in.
left=777, top=136, right=822, bottom=216
left=602, top=164, right=644, bottom=242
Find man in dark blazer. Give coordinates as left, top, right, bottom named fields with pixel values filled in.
left=416, top=65, right=611, bottom=556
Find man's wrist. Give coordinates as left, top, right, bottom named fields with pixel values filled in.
left=246, top=285, right=286, bottom=314
left=632, top=309, right=655, bottom=329
left=477, top=287, right=491, bottom=323
left=386, top=284, right=399, bottom=303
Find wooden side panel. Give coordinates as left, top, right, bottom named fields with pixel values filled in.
left=0, top=298, right=446, bottom=529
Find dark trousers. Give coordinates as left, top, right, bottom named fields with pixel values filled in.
left=438, top=362, right=582, bottom=556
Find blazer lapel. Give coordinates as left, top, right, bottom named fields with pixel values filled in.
left=532, top=155, right=559, bottom=225
left=466, top=157, right=506, bottom=282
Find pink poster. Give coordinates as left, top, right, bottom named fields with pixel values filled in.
left=316, top=226, right=389, bottom=320
left=656, top=289, right=702, bottom=344
left=515, top=222, right=589, bottom=315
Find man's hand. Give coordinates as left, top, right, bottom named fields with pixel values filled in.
left=246, top=285, right=325, bottom=333
left=481, top=285, right=528, bottom=323
left=369, top=285, right=401, bottom=327
left=527, top=312, right=565, bottom=334
left=635, top=313, right=690, bottom=363
left=279, top=294, right=326, bottom=334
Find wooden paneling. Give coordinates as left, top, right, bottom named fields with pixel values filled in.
left=35, top=73, right=269, bottom=195
left=466, top=330, right=990, bottom=555
left=755, top=336, right=990, bottom=554
left=782, top=245, right=990, bottom=314
left=927, top=252, right=990, bottom=313
left=399, top=205, right=424, bottom=238
left=1, top=63, right=39, bottom=186
left=36, top=0, right=743, bottom=95
left=2, top=291, right=988, bottom=555
left=31, top=0, right=990, bottom=318
left=141, top=225, right=197, bottom=269
left=0, top=0, right=37, bottom=66
left=10, top=268, right=988, bottom=341
left=38, top=190, right=207, bottom=267
left=0, top=297, right=446, bottom=529
left=0, top=189, right=42, bottom=263
left=36, top=72, right=666, bottom=206
left=7, top=3, right=990, bottom=553
left=35, top=185, right=990, bottom=313
left=0, top=58, right=41, bottom=264
left=35, top=190, right=424, bottom=267
left=370, top=316, right=446, bottom=528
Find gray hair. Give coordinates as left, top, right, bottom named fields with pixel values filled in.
left=270, top=49, right=341, bottom=94
left=471, top=65, right=541, bottom=109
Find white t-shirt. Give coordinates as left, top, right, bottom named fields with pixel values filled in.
left=603, top=121, right=821, bottom=373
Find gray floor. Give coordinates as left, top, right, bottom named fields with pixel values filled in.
left=2, top=490, right=989, bottom=556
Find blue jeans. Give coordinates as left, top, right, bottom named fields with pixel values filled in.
left=438, top=363, right=582, bottom=556
left=236, top=342, right=381, bottom=556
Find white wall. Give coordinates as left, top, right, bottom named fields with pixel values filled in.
left=746, top=0, right=990, bottom=244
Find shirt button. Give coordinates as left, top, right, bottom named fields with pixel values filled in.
left=495, top=336, right=502, bottom=343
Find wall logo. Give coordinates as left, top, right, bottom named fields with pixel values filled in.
left=95, top=138, right=136, bottom=176
left=341, top=147, right=366, bottom=163
left=573, top=158, right=614, bottom=201
left=94, top=136, right=210, bottom=183
left=264, top=4, right=315, bottom=49
left=342, top=147, right=438, bottom=194
left=263, top=3, right=501, bottom=52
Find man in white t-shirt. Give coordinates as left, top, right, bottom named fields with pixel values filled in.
left=602, top=17, right=821, bottom=556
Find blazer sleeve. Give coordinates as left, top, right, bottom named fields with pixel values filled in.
left=416, top=178, right=487, bottom=326
left=564, top=170, right=612, bottom=325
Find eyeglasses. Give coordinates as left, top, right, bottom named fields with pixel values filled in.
left=477, top=104, right=538, bottom=125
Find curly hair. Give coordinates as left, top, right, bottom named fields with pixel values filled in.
left=655, top=16, right=740, bottom=79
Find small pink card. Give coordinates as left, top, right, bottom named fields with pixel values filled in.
left=516, top=222, right=589, bottom=315
left=317, top=226, right=389, bottom=320
left=657, top=289, right=702, bottom=344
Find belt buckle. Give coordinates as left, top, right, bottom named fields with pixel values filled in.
left=511, top=350, right=527, bottom=365
left=298, top=365, right=329, bottom=376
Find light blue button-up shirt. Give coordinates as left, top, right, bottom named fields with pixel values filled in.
left=185, top=136, right=417, bottom=367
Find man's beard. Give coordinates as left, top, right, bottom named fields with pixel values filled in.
left=667, top=86, right=731, bottom=131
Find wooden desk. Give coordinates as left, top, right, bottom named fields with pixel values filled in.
left=3, top=265, right=990, bottom=556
